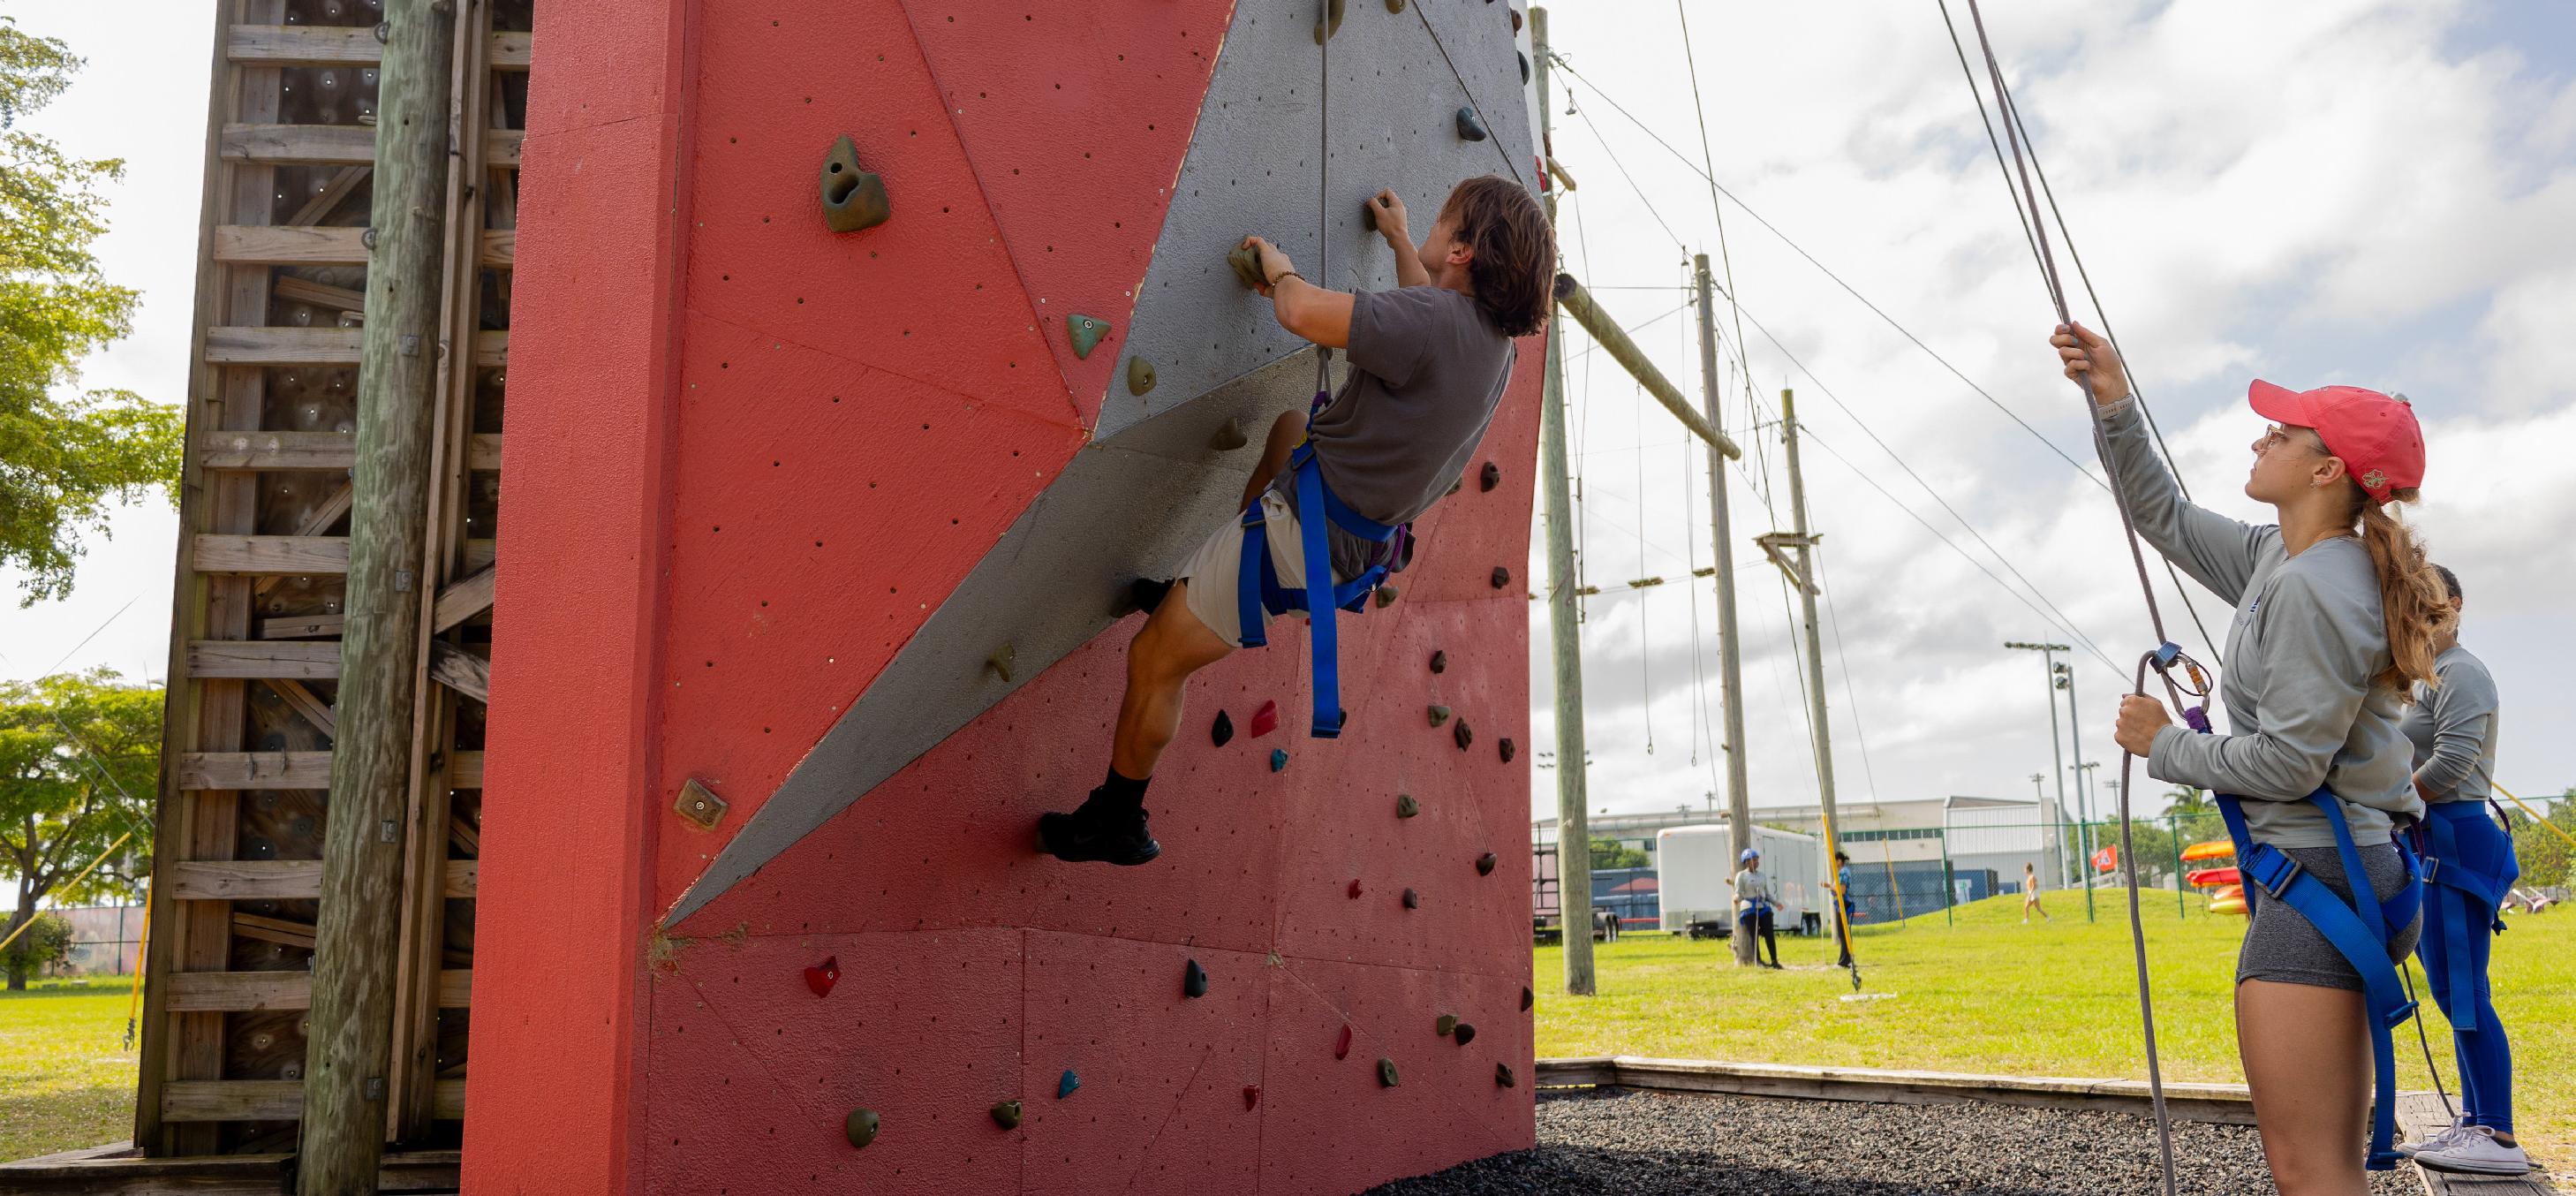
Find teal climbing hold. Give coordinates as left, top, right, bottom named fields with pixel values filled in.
left=1128, top=355, right=1157, bottom=395
left=1427, top=705, right=1451, bottom=728
left=1270, top=748, right=1288, bottom=772
left=1067, top=314, right=1111, bottom=360
left=819, top=136, right=892, bottom=233
left=1455, top=107, right=1490, bottom=142
left=1057, top=1069, right=1081, bottom=1099
left=1377, top=1057, right=1400, bottom=1088
left=989, top=1100, right=1023, bottom=1130
left=1396, top=793, right=1419, bottom=819
left=844, top=1107, right=881, bottom=1148
left=1184, top=958, right=1209, bottom=998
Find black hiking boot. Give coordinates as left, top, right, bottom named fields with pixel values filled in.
left=1036, top=794, right=1161, bottom=866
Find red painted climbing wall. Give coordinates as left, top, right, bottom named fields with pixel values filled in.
left=469, top=0, right=1542, bottom=1191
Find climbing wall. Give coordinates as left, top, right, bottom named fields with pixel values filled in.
left=469, top=0, right=1543, bottom=1191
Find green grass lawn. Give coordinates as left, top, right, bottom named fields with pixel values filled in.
left=0, top=977, right=140, bottom=1162
left=1536, top=893, right=2574, bottom=1163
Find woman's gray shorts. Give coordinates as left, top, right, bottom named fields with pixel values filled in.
left=2236, top=840, right=2422, bottom=991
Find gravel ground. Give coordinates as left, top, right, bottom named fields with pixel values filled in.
left=1368, top=1089, right=2423, bottom=1195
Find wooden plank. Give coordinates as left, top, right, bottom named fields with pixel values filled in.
left=220, top=123, right=520, bottom=168
left=168, top=859, right=477, bottom=900
left=0, top=1146, right=461, bottom=1193
left=162, top=1080, right=301, bottom=1122
left=427, top=641, right=487, bottom=703
left=275, top=274, right=365, bottom=314
left=215, top=224, right=512, bottom=268
left=163, top=969, right=470, bottom=1012
left=187, top=640, right=339, bottom=679
left=227, top=25, right=531, bottom=70
left=230, top=911, right=315, bottom=950
left=1575, top=1056, right=2262, bottom=1126
left=261, top=678, right=336, bottom=736
left=2396, top=1092, right=2553, bottom=1194
left=199, top=430, right=500, bottom=471
left=178, top=751, right=329, bottom=788
left=204, top=327, right=508, bottom=367
left=448, top=814, right=479, bottom=856
left=195, top=535, right=494, bottom=576
left=431, top=565, right=495, bottom=634
left=284, top=165, right=369, bottom=227
left=257, top=612, right=344, bottom=640
left=1530, top=1056, right=1619, bottom=1088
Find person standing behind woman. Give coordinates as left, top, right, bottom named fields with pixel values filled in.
left=2392, top=565, right=2528, bottom=1176
left=1732, top=848, right=1783, bottom=969
left=2054, top=323, right=2443, bottom=1195
left=2022, top=861, right=2050, bottom=924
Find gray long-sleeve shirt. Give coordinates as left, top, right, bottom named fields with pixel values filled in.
left=2398, top=645, right=2497, bottom=804
left=2099, top=399, right=2423, bottom=849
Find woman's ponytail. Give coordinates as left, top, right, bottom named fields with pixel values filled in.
left=2353, top=487, right=2450, bottom=695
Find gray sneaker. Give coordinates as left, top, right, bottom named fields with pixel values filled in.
left=2411, top=1126, right=2531, bottom=1176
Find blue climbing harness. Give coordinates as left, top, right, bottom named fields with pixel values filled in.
left=2412, top=801, right=2519, bottom=1034
left=1235, top=443, right=1395, bottom=738
left=2214, top=788, right=2424, bottom=1170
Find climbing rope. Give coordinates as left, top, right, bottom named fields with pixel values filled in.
left=1959, top=4, right=2192, bottom=1192
left=1316, top=0, right=1333, bottom=398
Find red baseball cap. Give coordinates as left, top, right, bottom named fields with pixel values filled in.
left=2247, top=381, right=2425, bottom=503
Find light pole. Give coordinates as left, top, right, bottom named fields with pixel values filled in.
left=2006, top=642, right=2073, bottom=889
left=2028, top=772, right=2055, bottom=884
left=2056, top=662, right=2097, bottom=921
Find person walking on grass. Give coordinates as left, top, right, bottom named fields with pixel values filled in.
left=2022, top=861, right=2050, bottom=924
left=2058, top=322, right=2440, bottom=1194
left=2391, top=565, right=2530, bottom=1177
left=1733, top=847, right=1783, bottom=969
left=1036, top=177, right=1553, bottom=866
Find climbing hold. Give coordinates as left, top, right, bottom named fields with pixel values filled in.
left=1361, top=194, right=1379, bottom=232
left=1396, top=793, right=1419, bottom=819
left=1477, top=851, right=1499, bottom=875
left=1243, top=1085, right=1260, bottom=1110
left=1427, top=705, right=1452, bottom=727
left=1453, top=1022, right=1477, bottom=1046
left=1454, top=718, right=1474, bottom=750
left=1378, top=1057, right=1400, bottom=1088
left=1067, top=314, right=1111, bottom=360
left=844, top=1107, right=881, bottom=1148
left=1210, top=418, right=1250, bottom=451
left=1455, top=107, right=1489, bottom=142
left=1374, top=584, right=1400, bottom=609
left=1226, top=243, right=1265, bottom=290
left=1250, top=700, right=1280, bottom=738
left=1334, top=1025, right=1353, bottom=1059
left=989, top=1100, right=1023, bottom=1130
left=1500, top=738, right=1517, bottom=764
left=1496, top=1063, right=1517, bottom=1088
left=1057, top=1069, right=1082, bottom=1099
left=1127, top=356, right=1157, bottom=396
left=1510, top=6, right=1522, bottom=31
left=986, top=644, right=1015, bottom=683
left=1491, top=566, right=1511, bottom=589
left=1212, top=709, right=1235, bottom=747
left=1386, top=0, right=1405, bottom=11
left=819, top=136, right=892, bottom=233
left=1480, top=461, right=1501, bottom=491
left=1446, top=476, right=1463, bottom=496
left=1270, top=748, right=1288, bottom=772
left=1348, top=878, right=1364, bottom=899
left=1436, top=1014, right=1458, bottom=1037
left=1402, top=887, right=1419, bottom=909
left=1184, top=958, right=1210, bottom=998
left=1518, top=50, right=1530, bottom=84
left=804, top=956, right=839, bottom=998
left=1313, top=0, right=1346, bottom=43
left=1429, top=649, right=1447, bottom=674
left=1520, top=986, right=1534, bottom=1011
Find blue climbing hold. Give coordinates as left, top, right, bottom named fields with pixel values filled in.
left=1270, top=748, right=1288, bottom=772
left=1057, top=1069, right=1081, bottom=1099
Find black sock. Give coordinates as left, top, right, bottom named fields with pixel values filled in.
left=1097, top=767, right=1151, bottom=814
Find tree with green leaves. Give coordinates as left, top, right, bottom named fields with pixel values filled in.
left=1590, top=837, right=1649, bottom=870
left=0, top=18, right=183, bottom=603
left=2506, top=791, right=2574, bottom=891
left=0, top=670, right=159, bottom=988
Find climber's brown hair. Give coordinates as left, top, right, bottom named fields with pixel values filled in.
left=1438, top=176, right=1554, bottom=338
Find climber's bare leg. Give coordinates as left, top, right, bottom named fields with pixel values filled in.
left=1109, top=582, right=1235, bottom=779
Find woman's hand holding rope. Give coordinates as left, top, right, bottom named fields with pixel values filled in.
left=2115, top=693, right=2171, bottom=758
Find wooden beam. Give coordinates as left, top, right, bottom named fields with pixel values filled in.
left=0, top=1146, right=463, bottom=1192
left=275, top=275, right=366, bottom=314
left=215, top=225, right=512, bottom=269
left=227, top=25, right=532, bottom=70
left=188, top=640, right=340, bottom=679
left=198, top=430, right=500, bottom=472
left=261, top=679, right=336, bottom=736
left=430, top=565, right=494, bottom=634
left=427, top=641, right=487, bottom=703
left=219, top=123, right=520, bottom=168
left=231, top=911, right=316, bottom=950
left=178, top=750, right=483, bottom=791
left=167, top=859, right=476, bottom=901
left=258, top=612, right=344, bottom=640
left=204, top=327, right=508, bottom=367
left=158, top=1079, right=470, bottom=1122
left=285, top=165, right=370, bottom=228
left=163, top=969, right=470, bottom=1012
left=194, top=535, right=494, bottom=576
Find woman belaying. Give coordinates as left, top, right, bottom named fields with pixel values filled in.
left=2056, top=322, right=2444, bottom=1194
left=1733, top=847, right=1784, bottom=969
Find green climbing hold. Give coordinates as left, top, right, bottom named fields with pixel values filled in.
left=1429, top=649, right=1447, bottom=674
left=1067, top=314, right=1111, bottom=360
left=1184, top=958, right=1210, bottom=998
left=1436, top=1014, right=1458, bottom=1037
left=1374, top=584, right=1400, bottom=609
left=1396, top=793, right=1419, bottom=819
left=1313, top=0, right=1346, bottom=42
left=1500, top=738, right=1517, bottom=764
left=1496, top=1062, right=1517, bottom=1088
left=1058, top=1069, right=1081, bottom=1099
left=987, top=644, right=1015, bottom=683
left=1455, top=107, right=1490, bottom=143
left=1270, top=748, right=1288, bottom=772
left=989, top=1100, right=1023, bottom=1130
left=1454, top=718, right=1473, bottom=750
left=844, top=1107, right=881, bottom=1148
left=1477, top=851, right=1498, bottom=875
left=1210, top=418, right=1250, bottom=451
left=1402, top=887, right=1419, bottom=909
left=1386, top=0, right=1405, bottom=11
left=1453, top=1022, right=1477, bottom=1046
left=1227, top=243, right=1265, bottom=290
left=1128, top=356, right=1157, bottom=396
left=1427, top=705, right=1451, bottom=727
left=820, top=136, right=891, bottom=234
left=1377, top=1056, right=1400, bottom=1087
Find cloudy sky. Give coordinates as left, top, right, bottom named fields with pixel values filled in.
left=7, top=0, right=2572, bottom=826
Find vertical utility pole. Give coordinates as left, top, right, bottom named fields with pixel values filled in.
left=2006, top=641, right=2071, bottom=888
left=1529, top=7, right=1592, bottom=995
left=1765, top=390, right=1845, bottom=964
left=1691, top=255, right=1755, bottom=967
left=2061, top=664, right=2096, bottom=922
left=302, top=1, right=456, bottom=1190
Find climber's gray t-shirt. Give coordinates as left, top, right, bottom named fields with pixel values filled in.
left=1272, top=285, right=1516, bottom=578
left=2398, top=645, right=2499, bottom=804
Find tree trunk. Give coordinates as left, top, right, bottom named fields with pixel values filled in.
left=6, top=889, right=35, bottom=991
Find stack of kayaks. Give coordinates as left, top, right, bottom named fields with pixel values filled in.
left=2181, top=840, right=2247, bottom=915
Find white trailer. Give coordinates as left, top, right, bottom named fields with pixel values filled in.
left=1658, top=823, right=1823, bottom=936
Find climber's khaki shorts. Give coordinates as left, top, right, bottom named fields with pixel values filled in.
left=1175, top=491, right=1311, bottom=648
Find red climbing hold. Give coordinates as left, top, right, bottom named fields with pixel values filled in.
left=1250, top=700, right=1279, bottom=738
left=1402, top=887, right=1419, bottom=909
left=1348, top=878, right=1364, bottom=899
left=1429, top=649, right=1448, bottom=674
left=1243, top=1085, right=1260, bottom=1110
left=805, top=956, right=839, bottom=997
left=1334, top=1024, right=1353, bottom=1059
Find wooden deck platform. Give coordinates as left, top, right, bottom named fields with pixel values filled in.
left=0, top=1142, right=458, bottom=1194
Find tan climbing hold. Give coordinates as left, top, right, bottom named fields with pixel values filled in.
left=987, top=644, right=1015, bottom=683
left=1314, top=0, right=1346, bottom=42
left=1227, top=243, right=1265, bottom=289
left=819, top=136, right=891, bottom=233
left=1128, top=356, right=1157, bottom=396
left=1210, top=419, right=1250, bottom=451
